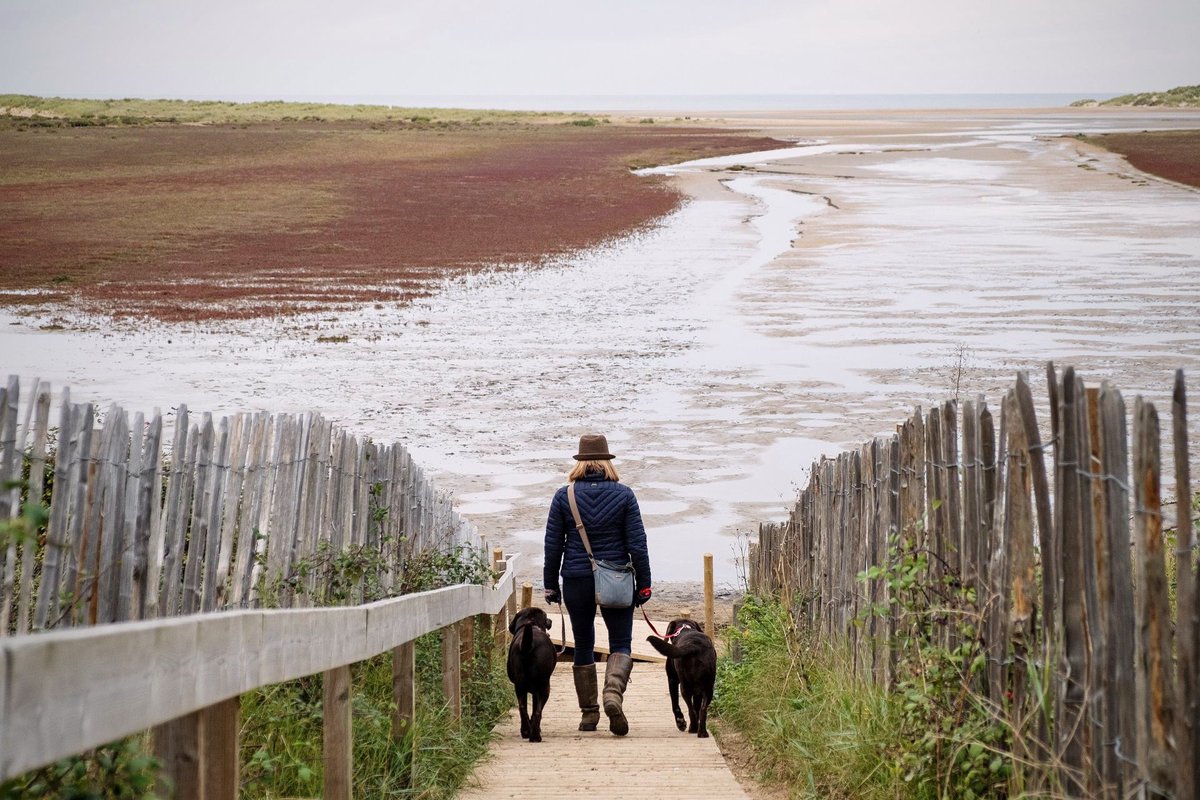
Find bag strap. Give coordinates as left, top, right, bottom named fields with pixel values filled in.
left=566, top=483, right=597, bottom=569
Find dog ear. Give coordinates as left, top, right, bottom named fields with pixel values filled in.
left=508, top=615, right=518, bottom=635
left=544, top=617, right=553, bottom=630
left=697, top=621, right=705, bottom=632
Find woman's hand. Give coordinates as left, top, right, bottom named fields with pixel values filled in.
left=544, top=588, right=562, bottom=605
left=634, top=587, right=652, bottom=606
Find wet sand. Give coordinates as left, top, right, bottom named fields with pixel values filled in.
left=4, top=108, right=1199, bottom=597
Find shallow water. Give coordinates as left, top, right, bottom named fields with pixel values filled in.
left=5, top=111, right=1199, bottom=586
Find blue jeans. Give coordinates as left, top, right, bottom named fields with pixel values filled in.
left=563, top=574, right=633, bottom=666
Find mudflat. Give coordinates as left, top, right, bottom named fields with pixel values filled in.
left=0, top=121, right=779, bottom=321
left=1080, top=129, right=1200, bottom=188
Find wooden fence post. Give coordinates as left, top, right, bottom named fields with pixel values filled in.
left=324, top=665, right=353, bottom=800
left=521, top=582, right=533, bottom=609
left=1133, top=398, right=1176, bottom=796
left=1173, top=371, right=1198, bottom=800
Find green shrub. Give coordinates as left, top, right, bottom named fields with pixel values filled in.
left=858, top=531, right=1012, bottom=799
left=0, top=737, right=163, bottom=800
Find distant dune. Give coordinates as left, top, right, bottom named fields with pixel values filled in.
left=1071, top=84, right=1200, bottom=108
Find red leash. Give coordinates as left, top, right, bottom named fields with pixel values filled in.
left=642, top=605, right=666, bottom=638
left=643, top=606, right=693, bottom=641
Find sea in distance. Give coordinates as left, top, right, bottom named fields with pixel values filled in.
left=175, top=92, right=1119, bottom=112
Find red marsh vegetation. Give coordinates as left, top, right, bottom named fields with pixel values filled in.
left=0, top=122, right=780, bottom=322
left=1082, top=129, right=1200, bottom=189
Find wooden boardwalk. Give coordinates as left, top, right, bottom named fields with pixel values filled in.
left=553, top=613, right=667, bottom=664
left=460, top=615, right=747, bottom=799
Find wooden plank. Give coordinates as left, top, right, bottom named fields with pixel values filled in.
left=943, top=401, right=962, bottom=582
left=16, top=384, right=51, bottom=634
left=1132, top=398, right=1176, bottom=795
left=1173, top=370, right=1198, bottom=800
left=294, top=415, right=324, bottom=601
left=258, top=415, right=288, bottom=595
left=1084, top=387, right=1111, bottom=797
left=258, top=606, right=369, bottom=686
left=62, top=402, right=97, bottom=628
left=200, top=418, right=230, bottom=613
left=181, top=416, right=215, bottom=616
left=1099, top=383, right=1138, bottom=794
left=134, top=414, right=163, bottom=620
left=116, top=411, right=145, bottom=623
left=34, top=391, right=72, bottom=629
left=925, top=406, right=944, bottom=588
left=142, top=409, right=167, bottom=620
left=1023, top=369, right=1056, bottom=640
left=962, top=400, right=981, bottom=603
left=231, top=412, right=269, bottom=607
left=1056, top=370, right=1087, bottom=793
left=323, top=665, right=353, bottom=800
left=459, top=665, right=750, bottom=799
left=86, top=407, right=124, bottom=626
left=0, top=377, right=19, bottom=636
left=161, top=412, right=196, bottom=618
left=212, top=414, right=247, bottom=611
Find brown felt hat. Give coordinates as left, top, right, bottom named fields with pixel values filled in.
left=573, top=434, right=615, bottom=461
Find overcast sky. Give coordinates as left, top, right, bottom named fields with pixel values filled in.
left=2, top=1, right=1197, bottom=100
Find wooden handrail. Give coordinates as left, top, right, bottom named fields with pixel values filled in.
left=0, top=553, right=520, bottom=780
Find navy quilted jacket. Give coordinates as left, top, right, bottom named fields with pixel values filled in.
left=543, top=474, right=651, bottom=593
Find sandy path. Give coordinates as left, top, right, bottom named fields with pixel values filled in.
left=4, top=108, right=1199, bottom=593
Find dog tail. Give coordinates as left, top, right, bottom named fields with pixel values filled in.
left=517, top=623, right=535, bottom=655
left=646, top=634, right=708, bottom=659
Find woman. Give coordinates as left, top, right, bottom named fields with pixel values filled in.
left=543, top=434, right=652, bottom=736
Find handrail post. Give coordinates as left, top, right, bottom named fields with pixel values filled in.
left=324, top=665, right=353, bottom=800
left=505, top=559, right=518, bottom=641
left=704, top=553, right=715, bottom=639
left=442, top=623, right=462, bottom=719
left=391, top=640, right=415, bottom=785
left=203, top=698, right=239, bottom=800
left=459, top=616, right=475, bottom=693
left=492, top=548, right=507, bottom=646
left=154, top=697, right=238, bottom=800
left=521, top=582, right=533, bottom=609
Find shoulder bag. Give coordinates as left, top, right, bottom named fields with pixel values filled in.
left=567, top=482, right=635, bottom=608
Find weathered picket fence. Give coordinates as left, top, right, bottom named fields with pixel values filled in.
left=0, top=375, right=516, bottom=798
left=0, top=375, right=473, bottom=634
left=750, top=366, right=1198, bottom=799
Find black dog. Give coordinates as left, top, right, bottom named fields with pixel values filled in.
left=647, top=618, right=716, bottom=738
left=507, top=606, right=557, bottom=742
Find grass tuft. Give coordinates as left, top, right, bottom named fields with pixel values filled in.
left=715, top=597, right=906, bottom=799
